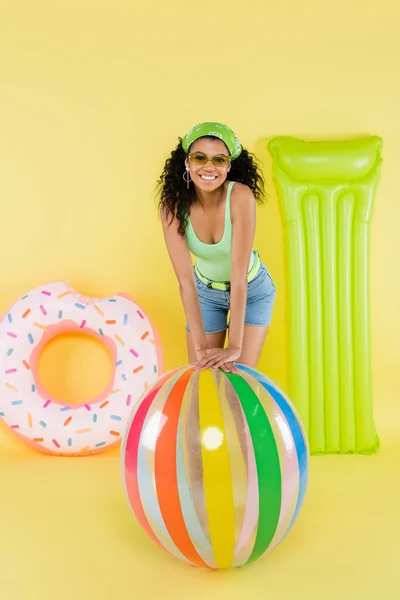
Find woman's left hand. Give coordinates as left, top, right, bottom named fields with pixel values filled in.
left=194, top=346, right=241, bottom=373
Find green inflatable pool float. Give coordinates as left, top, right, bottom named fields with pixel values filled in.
left=268, top=135, right=382, bottom=455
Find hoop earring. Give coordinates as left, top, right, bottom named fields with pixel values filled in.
left=183, top=167, right=191, bottom=190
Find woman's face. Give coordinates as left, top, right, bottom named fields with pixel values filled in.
left=185, top=138, right=231, bottom=192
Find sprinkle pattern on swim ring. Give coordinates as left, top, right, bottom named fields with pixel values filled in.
left=0, top=281, right=163, bottom=455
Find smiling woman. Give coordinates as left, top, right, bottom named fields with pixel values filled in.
left=157, top=122, right=276, bottom=372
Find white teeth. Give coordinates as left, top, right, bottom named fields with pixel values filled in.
left=200, top=175, right=217, bottom=181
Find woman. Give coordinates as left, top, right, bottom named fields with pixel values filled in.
left=157, top=121, right=276, bottom=373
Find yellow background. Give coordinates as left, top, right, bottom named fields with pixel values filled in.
left=0, top=1, right=399, bottom=599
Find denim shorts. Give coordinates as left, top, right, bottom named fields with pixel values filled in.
left=186, top=261, right=277, bottom=334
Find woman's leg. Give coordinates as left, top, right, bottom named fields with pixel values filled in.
left=237, top=324, right=270, bottom=367
left=237, top=260, right=276, bottom=367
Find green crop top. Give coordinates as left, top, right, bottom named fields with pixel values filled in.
left=185, top=181, right=255, bottom=282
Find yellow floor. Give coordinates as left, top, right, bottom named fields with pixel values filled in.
left=0, top=422, right=399, bottom=600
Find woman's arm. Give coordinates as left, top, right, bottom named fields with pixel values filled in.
left=228, top=184, right=256, bottom=351
left=195, top=184, right=256, bottom=371
left=160, top=208, right=208, bottom=359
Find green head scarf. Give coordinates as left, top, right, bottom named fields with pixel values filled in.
left=182, top=121, right=242, bottom=160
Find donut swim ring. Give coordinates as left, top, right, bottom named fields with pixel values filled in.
left=0, top=281, right=163, bottom=456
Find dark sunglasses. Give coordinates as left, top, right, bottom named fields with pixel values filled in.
left=188, top=151, right=231, bottom=167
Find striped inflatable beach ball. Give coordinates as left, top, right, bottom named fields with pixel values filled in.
left=121, top=364, right=309, bottom=569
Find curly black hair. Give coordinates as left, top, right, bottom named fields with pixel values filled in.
left=156, top=136, right=266, bottom=236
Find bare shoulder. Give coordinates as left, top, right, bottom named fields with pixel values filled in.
left=159, top=205, right=182, bottom=235
left=159, top=204, right=175, bottom=224
left=230, top=182, right=256, bottom=219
